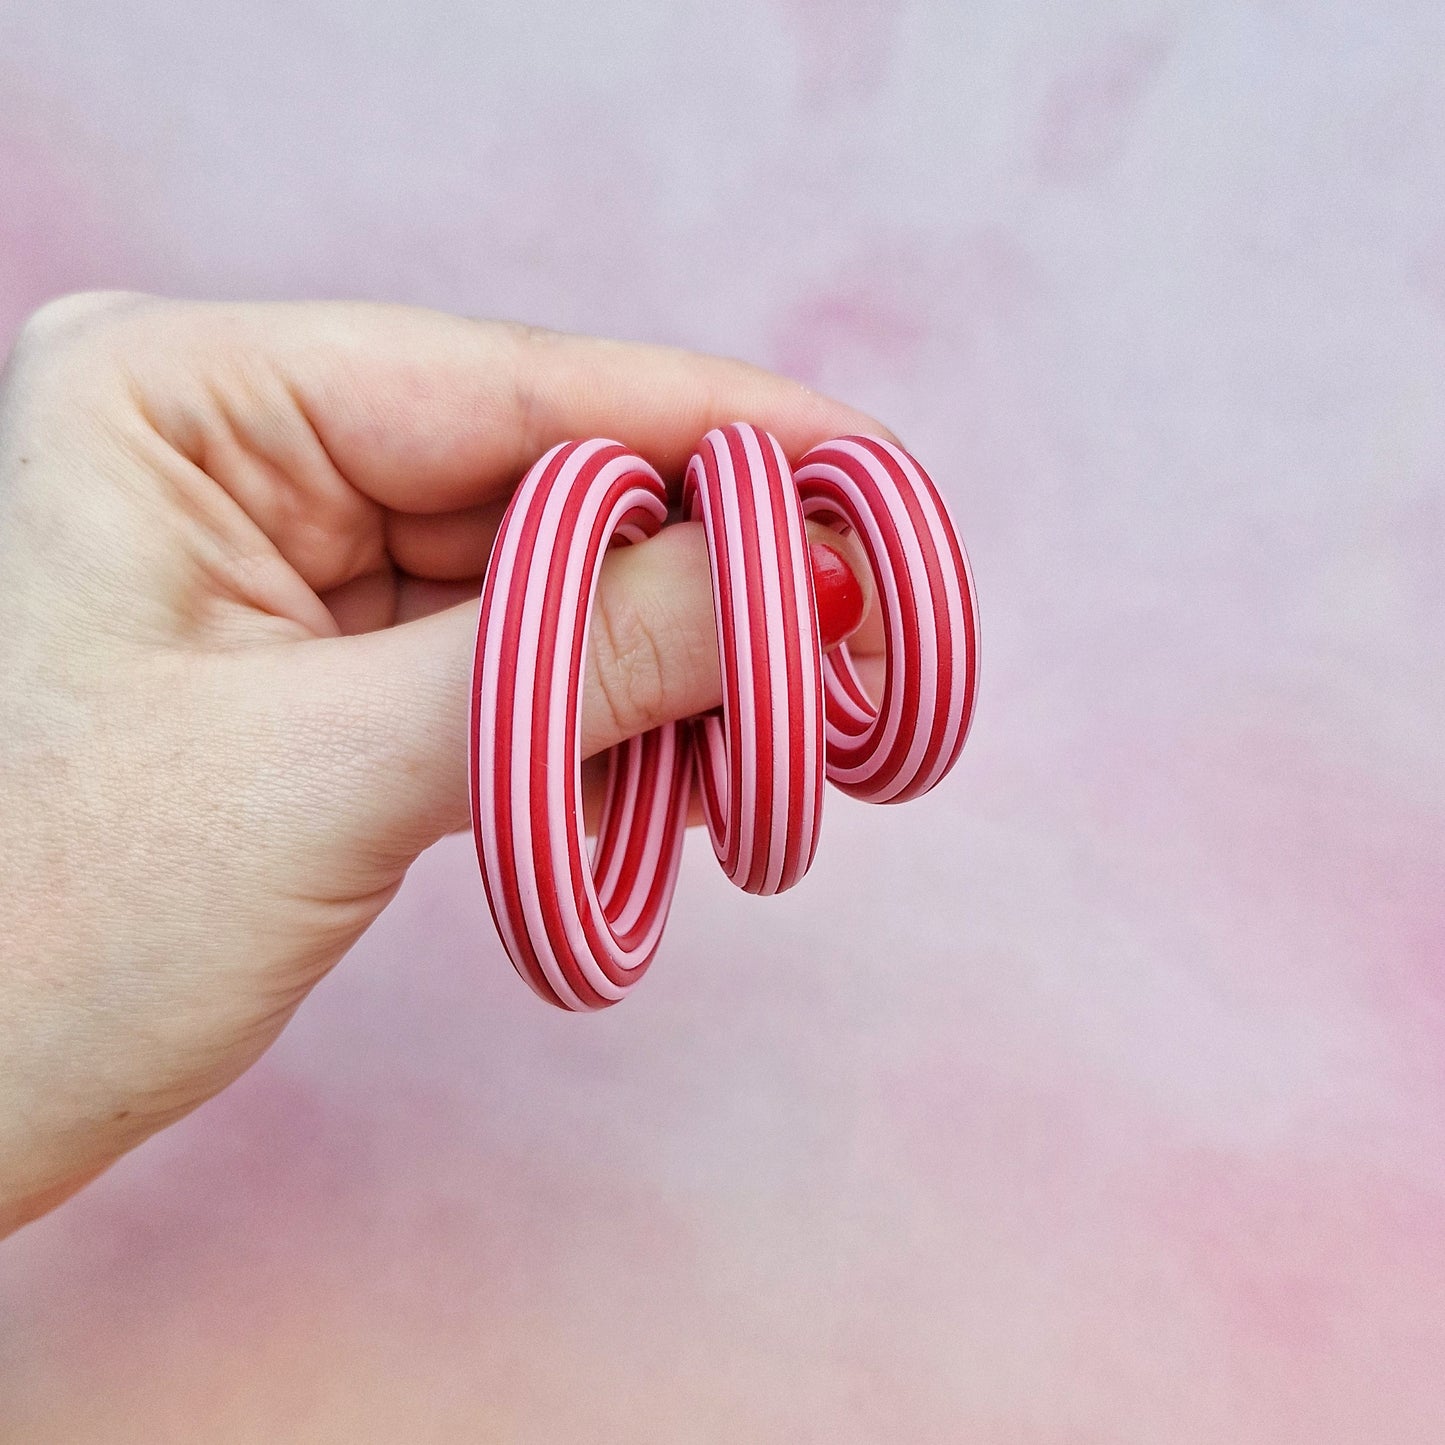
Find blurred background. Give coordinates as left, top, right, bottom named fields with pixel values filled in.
left=2, top=2, right=1444, bottom=1440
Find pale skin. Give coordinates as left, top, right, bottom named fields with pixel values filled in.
left=0, top=294, right=884, bottom=1237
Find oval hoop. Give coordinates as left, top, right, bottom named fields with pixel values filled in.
left=684, top=423, right=826, bottom=896
left=470, top=439, right=693, bottom=1011
left=793, top=436, right=980, bottom=803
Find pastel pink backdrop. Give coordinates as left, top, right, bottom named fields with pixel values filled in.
left=3, top=3, right=1444, bottom=1441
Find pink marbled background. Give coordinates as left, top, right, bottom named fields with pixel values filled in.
left=3, top=2, right=1445, bottom=1440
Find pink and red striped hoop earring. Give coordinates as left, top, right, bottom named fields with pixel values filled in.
left=794, top=436, right=980, bottom=803
left=469, top=438, right=693, bottom=1012
left=685, top=424, right=826, bottom=897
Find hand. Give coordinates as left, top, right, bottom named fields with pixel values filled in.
left=0, top=295, right=882, bottom=1235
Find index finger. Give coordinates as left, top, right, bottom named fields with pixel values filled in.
left=149, top=300, right=897, bottom=514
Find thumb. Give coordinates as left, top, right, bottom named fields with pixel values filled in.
left=293, top=519, right=869, bottom=866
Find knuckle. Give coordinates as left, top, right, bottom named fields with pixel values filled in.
left=1, top=295, right=169, bottom=482
left=495, top=319, right=565, bottom=382
left=498, top=320, right=566, bottom=472
left=498, top=318, right=562, bottom=349
left=591, top=580, right=669, bottom=741
left=7, top=293, right=157, bottom=409
left=15, top=290, right=149, bottom=357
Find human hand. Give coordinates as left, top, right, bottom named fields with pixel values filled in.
left=0, top=295, right=882, bottom=1235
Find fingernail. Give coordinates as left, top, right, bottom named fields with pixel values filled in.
left=808, top=539, right=866, bottom=650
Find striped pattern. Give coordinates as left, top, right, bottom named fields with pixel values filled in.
left=470, top=439, right=693, bottom=1011
left=685, top=425, right=825, bottom=895
left=794, top=436, right=980, bottom=803
left=471, top=428, right=980, bottom=1011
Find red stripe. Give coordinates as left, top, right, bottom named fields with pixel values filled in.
left=483, top=442, right=576, bottom=1002
left=759, top=427, right=813, bottom=888
left=724, top=425, right=775, bottom=892
left=511, top=445, right=606, bottom=1005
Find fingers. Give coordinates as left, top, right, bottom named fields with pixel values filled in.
left=302, top=517, right=872, bottom=859
left=15, top=296, right=895, bottom=624
left=578, top=523, right=720, bottom=760
left=56, top=296, right=894, bottom=518
left=308, top=522, right=719, bottom=853
left=577, top=518, right=875, bottom=757
left=273, top=307, right=899, bottom=509
left=11, top=293, right=894, bottom=868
